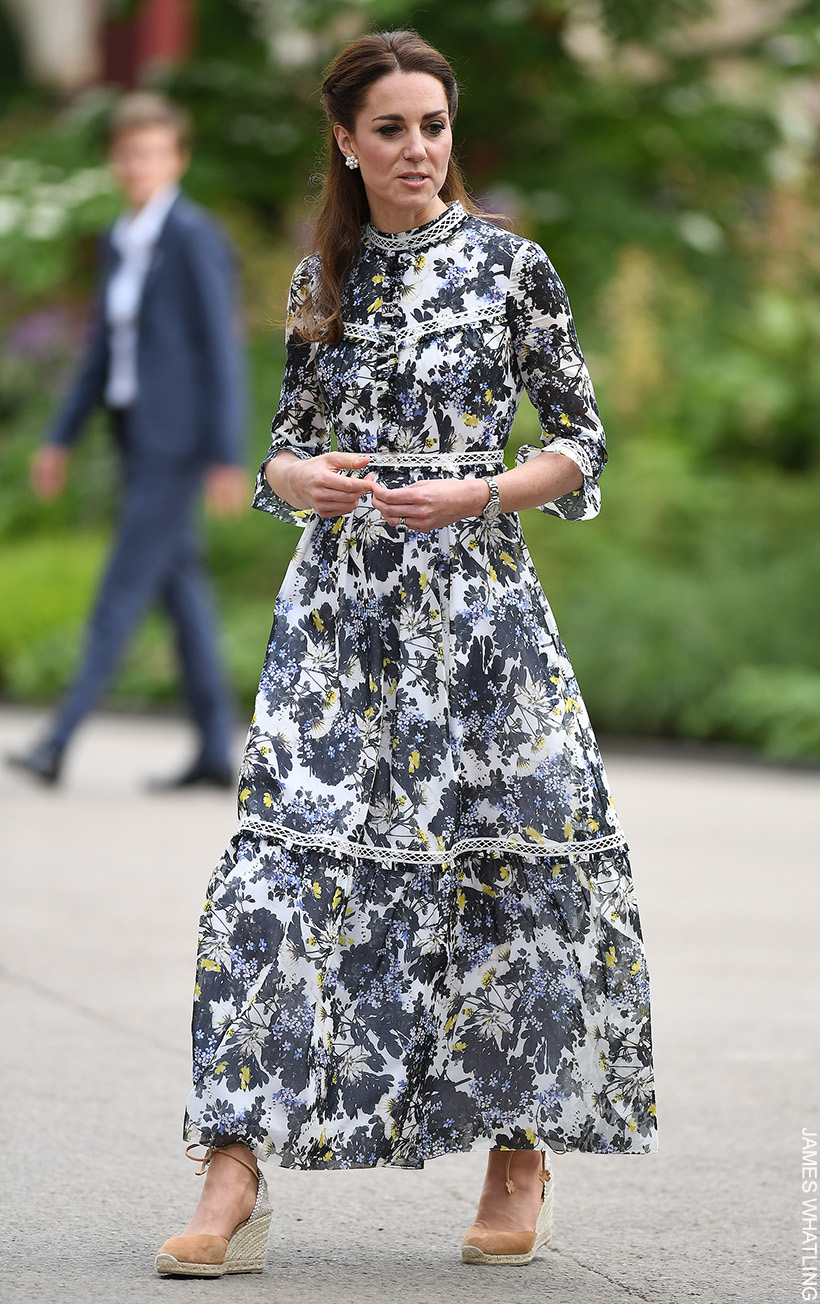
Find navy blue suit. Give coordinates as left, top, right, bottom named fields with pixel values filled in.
left=45, top=192, right=245, bottom=766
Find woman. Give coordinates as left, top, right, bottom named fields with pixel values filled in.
left=156, top=29, right=657, bottom=1278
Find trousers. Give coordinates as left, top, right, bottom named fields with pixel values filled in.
left=49, top=443, right=234, bottom=765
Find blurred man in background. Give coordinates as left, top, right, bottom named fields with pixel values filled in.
left=7, top=92, right=246, bottom=789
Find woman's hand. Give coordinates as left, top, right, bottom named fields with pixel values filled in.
left=266, top=450, right=376, bottom=518
left=371, top=476, right=489, bottom=531
left=371, top=451, right=584, bottom=530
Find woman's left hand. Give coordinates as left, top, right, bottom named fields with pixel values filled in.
left=370, top=476, right=490, bottom=532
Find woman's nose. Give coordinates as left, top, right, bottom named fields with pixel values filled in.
left=403, top=134, right=427, bottom=160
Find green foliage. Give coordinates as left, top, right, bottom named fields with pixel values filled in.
left=0, top=96, right=119, bottom=295
left=692, top=666, right=820, bottom=760
left=1, top=0, right=820, bottom=759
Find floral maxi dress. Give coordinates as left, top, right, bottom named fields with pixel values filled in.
left=184, top=201, right=658, bottom=1167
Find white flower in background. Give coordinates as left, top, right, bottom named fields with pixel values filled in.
left=0, top=196, right=24, bottom=236
left=61, top=167, right=113, bottom=204
left=27, top=203, right=66, bottom=240
left=677, top=211, right=725, bottom=255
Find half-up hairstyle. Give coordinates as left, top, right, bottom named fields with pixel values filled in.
left=295, top=29, right=479, bottom=345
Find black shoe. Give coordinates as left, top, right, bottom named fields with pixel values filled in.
left=6, top=740, right=64, bottom=785
left=145, top=760, right=234, bottom=792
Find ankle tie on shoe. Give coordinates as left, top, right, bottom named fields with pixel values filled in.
left=503, top=1149, right=551, bottom=1195
left=185, top=1143, right=259, bottom=1180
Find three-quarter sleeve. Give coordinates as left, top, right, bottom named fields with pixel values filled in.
left=506, top=240, right=607, bottom=521
left=252, top=256, right=328, bottom=526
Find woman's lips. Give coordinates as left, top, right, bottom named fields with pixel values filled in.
left=398, top=174, right=429, bottom=187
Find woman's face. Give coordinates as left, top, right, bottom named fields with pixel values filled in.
left=334, top=70, right=453, bottom=232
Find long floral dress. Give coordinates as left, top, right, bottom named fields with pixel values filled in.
left=183, top=200, right=658, bottom=1168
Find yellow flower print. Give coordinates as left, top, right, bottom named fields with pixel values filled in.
left=605, top=945, right=617, bottom=967
left=239, top=1066, right=250, bottom=1090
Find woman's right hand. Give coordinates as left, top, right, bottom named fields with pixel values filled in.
left=265, top=450, right=375, bottom=518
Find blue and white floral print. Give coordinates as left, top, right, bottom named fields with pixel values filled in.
left=184, top=202, right=657, bottom=1167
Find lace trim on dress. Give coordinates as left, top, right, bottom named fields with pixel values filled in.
left=362, top=201, right=468, bottom=254
left=237, top=818, right=627, bottom=865
left=348, top=450, right=506, bottom=469
left=344, top=301, right=505, bottom=346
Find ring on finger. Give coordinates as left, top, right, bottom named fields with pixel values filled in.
left=398, top=516, right=407, bottom=528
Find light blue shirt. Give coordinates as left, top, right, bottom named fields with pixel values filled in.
left=105, top=182, right=180, bottom=408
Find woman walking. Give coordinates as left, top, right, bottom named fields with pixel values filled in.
left=157, top=28, right=657, bottom=1277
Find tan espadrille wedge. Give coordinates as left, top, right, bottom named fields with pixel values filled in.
left=461, top=1150, right=554, bottom=1266
left=156, top=1145, right=272, bottom=1277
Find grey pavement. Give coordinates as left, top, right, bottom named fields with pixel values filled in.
left=0, top=704, right=817, bottom=1304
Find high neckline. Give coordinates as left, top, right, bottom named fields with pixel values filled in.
left=362, top=201, right=468, bottom=254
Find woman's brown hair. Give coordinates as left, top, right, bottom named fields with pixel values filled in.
left=296, top=29, right=479, bottom=345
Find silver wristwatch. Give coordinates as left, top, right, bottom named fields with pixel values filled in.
left=481, top=475, right=503, bottom=522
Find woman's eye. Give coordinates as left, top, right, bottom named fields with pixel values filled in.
left=378, top=125, right=400, bottom=137
left=427, top=121, right=447, bottom=135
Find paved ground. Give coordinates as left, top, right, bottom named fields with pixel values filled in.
left=0, top=705, right=816, bottom=1304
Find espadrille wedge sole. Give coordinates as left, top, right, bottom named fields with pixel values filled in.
left=156, top=1145, right=272, bottom=1277
left=461, top=1151, right=554, bottom=1266
left=156, top=1209, right=272, bottom=1277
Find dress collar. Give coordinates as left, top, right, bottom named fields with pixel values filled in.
left=362, top=200, right=468, bottom=254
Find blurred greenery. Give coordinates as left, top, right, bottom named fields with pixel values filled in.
left=1, top=0, right=820, bottom=760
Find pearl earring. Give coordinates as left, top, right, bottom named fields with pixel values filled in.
left=345, top=154, right=360, bottom=170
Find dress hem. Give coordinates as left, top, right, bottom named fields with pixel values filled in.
left=182, top=1124, right=658, bottom=1171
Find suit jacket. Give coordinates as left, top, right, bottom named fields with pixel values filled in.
left=49, top=193, right=245, bottom=472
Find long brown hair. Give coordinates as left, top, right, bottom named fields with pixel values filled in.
left=296, top=29, right=479, bottom=345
